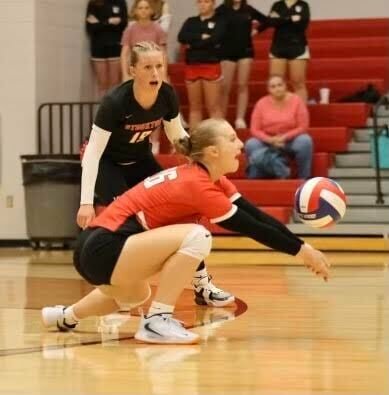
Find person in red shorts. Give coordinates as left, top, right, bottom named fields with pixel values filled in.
left=178, top=0, right=226, bottom=129
left=42, top=118, right=330, bottom=345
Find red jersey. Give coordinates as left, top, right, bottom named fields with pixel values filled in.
left=90, top=164, right=241, bottom=231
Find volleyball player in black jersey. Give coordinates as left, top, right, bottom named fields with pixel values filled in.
left=77, top=41, right=235, bottom=307
left=268, top=0, right=311, bottom=101
left=216, top=0, right=268, bottom=130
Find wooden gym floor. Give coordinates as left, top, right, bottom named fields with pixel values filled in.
left=0, top=237, right=388, bottom=395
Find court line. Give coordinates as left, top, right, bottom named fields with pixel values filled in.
left=0, top=298, right=248, bottom=357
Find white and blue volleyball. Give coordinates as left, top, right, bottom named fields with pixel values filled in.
left=295, top=177, right=347, bottom=228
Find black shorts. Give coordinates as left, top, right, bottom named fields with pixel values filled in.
left=73, top=217, right=144, bottom=285
left=91, top=44, right=121, bottom=60
left=95, top=155, right=162, bottom=205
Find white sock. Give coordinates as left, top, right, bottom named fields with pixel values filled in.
left=147, top=301, right=174, bottom=317
left=64, top=306, right=80, bottom=325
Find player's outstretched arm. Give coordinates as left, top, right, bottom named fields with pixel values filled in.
left=218, top=208, right=330, bottom=281
left=235, top=196, right=300, bottom=241
left=77, top=127, right=111, bottom=229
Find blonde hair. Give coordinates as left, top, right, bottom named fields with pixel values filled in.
left=129, top=41, right=163, bottom=66
left=175, top=119, right=230, bottom=161
left=129, top=0, right=154, bottom=21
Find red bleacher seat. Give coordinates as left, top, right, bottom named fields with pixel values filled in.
left=173, top=79, right=384, bottom=105
left=179, top=103, right=371, bottom=128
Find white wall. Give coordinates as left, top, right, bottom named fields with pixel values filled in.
left=0, top=0, right=94, bottom=239
left=0, top=1, right=36, bottom=239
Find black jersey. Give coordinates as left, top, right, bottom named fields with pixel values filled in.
left=216, top=4, right=267, bottom=59
left=269, top=0, right=310, bottom=59
left=86, top=0, right=128, bottom=47
left=93, top=80, right=179, bottom=163
left=178, top=14, right=227, bottom=64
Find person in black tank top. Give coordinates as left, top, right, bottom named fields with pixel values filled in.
left=86, top=0, right=128, bottom=97
left=267, top=0, right=311, bottom=102
left=77, top=41, right=235, bottom=307
left=216, top=0, right=268, bottom=130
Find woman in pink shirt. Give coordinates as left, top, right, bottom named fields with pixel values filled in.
left=120, top=0, right=167, bottom=81
left=246, top=74, right=312, bottom=179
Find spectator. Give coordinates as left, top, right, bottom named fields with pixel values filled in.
left=246, top=75, right=312, bottom=179
left=267, top=0, right=310, bottom=102
left=121, top=0, right=167, bottom=82
left=149, top=0, right=172, bottom=33
left=178, top=0, right=226, bottom=130
left=216, top=0, right=267, bottom=130
left=86, top=0, right=128, bottom=97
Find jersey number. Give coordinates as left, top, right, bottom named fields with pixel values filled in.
left=129, top=131, right=152, bottom=144
left=144, top=168, right=178, bottom=188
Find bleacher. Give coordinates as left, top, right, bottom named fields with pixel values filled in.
left=161, top=18, right=389, bottom=233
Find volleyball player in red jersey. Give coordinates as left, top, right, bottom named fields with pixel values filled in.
left=42, top=119, right=330, bottom=344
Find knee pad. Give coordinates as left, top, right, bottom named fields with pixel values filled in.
left=178, top=225, right=212, bottom=261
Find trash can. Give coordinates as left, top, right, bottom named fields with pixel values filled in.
left=21, top=154, right=81, bottom=248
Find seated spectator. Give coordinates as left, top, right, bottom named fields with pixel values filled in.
left=267, top=0, right=311, bottom=102
left=86, top=0, right=128, bottom=97
left=245, top=75, right=312, bottom=179
left=178, top=0, right=226, bottom=130
left=120, top=0, right=167, bottom=82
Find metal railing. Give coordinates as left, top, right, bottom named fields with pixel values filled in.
left=371, top=95, right=389, bottom=204
left=37, top=102, right=99, bottom=155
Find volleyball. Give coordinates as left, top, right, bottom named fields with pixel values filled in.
left=294, top=177, right=347, bottom=228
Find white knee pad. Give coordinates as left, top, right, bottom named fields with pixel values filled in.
left=178, top=225, right=212, bottom=261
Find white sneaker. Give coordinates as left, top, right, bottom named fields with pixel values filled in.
left=235, top=118, right=247, bottom=129
left=41, top=305, right=78, bottom=332
left=193, top=275, right=235, bottom=307
left=135, top=314, right=199, bottom=345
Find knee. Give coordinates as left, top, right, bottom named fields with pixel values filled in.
left=293, top=134, right=313, bottom=154
left=237, top=82, right=248, bottom=94
left=178, top=225, right=212, bottom=261
left=245, top=137, right=262, bottom=155
left=291, top=79, right=306, bottom=91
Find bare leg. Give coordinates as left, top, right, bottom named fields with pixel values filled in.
left=269, top=58, right=288, bottom=79
left=203, top=79, right=223, bottom=119
left=289, top=59, right=308, bottom=102
left=71, top=224, right=206, bottom=320
left=235, top=58, right=253, bottom=127
left=91, top=59, right=109, bottom=97
left=107, top=59, right=121, bottom=90
left=186, top=80, right=203, bottom=130
left=73, top=289, right=119, bottom=319
left=220, top=60, right=237, bottom=117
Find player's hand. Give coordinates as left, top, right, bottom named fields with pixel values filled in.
left=86, top=15, right=99, bottom=24
left=291, top=15, right=302, bottom=22
left=298, top=243, right=331, bottom=281
left=201, top=34, right=211, bottom=40
left=108, top=17, right=121, bottom=25
left=77, top=205, right=95, bottom=229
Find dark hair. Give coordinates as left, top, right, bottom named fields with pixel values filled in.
left=223, top=0, right=248, bottom=9
left=174, top=119, right=230, bottom=161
